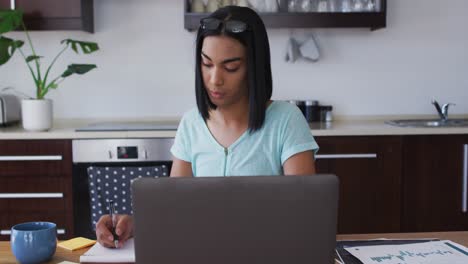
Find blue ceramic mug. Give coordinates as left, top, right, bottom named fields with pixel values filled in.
left=11, top=222, right=57, bottom=264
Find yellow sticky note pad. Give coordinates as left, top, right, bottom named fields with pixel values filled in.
left=58, top=237, right=96, bottom=251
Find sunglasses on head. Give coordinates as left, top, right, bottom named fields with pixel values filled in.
left=200, top=18, right=249, bottom=33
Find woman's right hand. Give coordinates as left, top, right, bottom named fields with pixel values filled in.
left=96, top=214, right=134, bottom=248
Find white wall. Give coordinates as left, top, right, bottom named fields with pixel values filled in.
left=1, top=0, right=467, bottom=119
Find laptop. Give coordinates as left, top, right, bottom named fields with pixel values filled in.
left=132, top=175, right=339, bottom=264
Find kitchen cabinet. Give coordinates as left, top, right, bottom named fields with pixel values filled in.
left=0, top=0, right=94, bottom=32
left=401, top=135, right=468, bottom=232
left=315, top=136, right=402, bottom=234
left=0, top=133, right=465, bottom=238
left=0, top=140, right=74, bottom=241
left=184, top=0, right=386, bottom=31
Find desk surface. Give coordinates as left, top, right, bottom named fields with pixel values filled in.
left=1, top=232, right=467, bottom=263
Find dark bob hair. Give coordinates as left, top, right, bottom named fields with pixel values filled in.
left=195, top=6, right=272, bottom=132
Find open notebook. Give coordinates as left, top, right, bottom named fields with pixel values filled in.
left=337, top=239, right=468, bottom=264
left=80, top=238, right=135, bottom=263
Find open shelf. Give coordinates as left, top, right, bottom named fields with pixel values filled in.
left=184, top=0, right=386, bottom=31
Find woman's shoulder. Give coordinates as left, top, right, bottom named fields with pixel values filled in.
left=179, top=107, right=203, bottom=127
left=181, top=107, right=201, bottom=119
left=267, top=100, right=303, bottom=118
left=262, top=100, right=309, bottom=131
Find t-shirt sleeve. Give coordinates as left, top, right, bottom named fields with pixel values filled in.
left=170, top=113, right=192, bottom=162
left=280, top=106, right=319, bottom=164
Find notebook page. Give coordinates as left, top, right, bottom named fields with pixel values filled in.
left=344, top=240, right=468, bottom=264
left=79, top=238, right=135, bottom=263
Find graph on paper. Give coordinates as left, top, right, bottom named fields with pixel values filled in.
left=344, top=240, right=468, bottom=264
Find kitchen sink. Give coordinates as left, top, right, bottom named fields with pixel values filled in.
left=386, top=119, right=468, bottom=128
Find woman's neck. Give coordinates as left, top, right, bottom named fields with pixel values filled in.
left=212, top=99, right=249, bottom=128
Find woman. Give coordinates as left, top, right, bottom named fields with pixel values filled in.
left=96, top=6, right=318, bottom=248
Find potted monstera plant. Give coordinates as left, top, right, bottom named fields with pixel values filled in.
left=0, top=9, right=99, bottom=131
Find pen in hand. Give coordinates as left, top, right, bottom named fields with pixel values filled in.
left=108, top=200, right=119, bottom=248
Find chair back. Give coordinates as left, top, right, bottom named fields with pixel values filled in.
left=87, top=165, right=169, bottom=229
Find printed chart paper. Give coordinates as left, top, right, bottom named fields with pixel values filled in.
left=344, top=240, right=468, bottom=264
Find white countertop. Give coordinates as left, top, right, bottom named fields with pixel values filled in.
left=1, top=117, right=468, bottom=139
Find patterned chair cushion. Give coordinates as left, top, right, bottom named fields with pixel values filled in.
left=87, top=165, right=169, bottom=229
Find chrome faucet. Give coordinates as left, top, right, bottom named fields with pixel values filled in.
left=432, top=99, right=455, bottom=121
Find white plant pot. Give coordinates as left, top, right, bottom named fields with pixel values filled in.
left=21, top=99, right=53, bottom=131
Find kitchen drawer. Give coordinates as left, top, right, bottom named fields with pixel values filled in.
left=316, top=136, right=388, bottom=154
left=0, top=161, right=68, bottom=176
left=0, top=175, right=67, bottom=192
left=0, top=140, right=70, bottom=156
left=0, top=140, right=72, bottom=177
left=0, top=197, right=67, bottom=212
left=0, top=212, right=69, bottom=241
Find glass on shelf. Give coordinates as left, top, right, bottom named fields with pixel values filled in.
left=376, top=0, right=382, bottom=12
left=338, top=0, right=381, bottom=13
left=250, top=0, right=279, bottom=12
left=287, top=0, right=298, bottom=12
left=287, top=0, right=317, bottom=12
left=317, top=0, right=336, bottom=12
left=299, top=0, right=314, bottom=12
left=362, top=0, right=375, bottom=11
left=328, top=0, right=337, bottom=12
left=340, top=0, right=352, bottom=12
left=266, top=0, right=280, bottom=12
left=206, top=0, right=219, bottom=12
left=351, top=0, right=364, bottom=12
left=235, top=0, right=250, bottom=7
left=277, top=0, right=288, bottom=12
left=190, top=0, right=206, bottom=13
left=295, top=0, right=343, bottom=13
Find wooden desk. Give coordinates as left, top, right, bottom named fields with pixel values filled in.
left=1, top=232, right=467, bottom=263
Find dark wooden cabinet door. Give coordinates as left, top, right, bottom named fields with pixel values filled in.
left=15, top=0, right=81, bottom=18
left=402, top=135, right=468, bottom=232
left=0, top=140, right=74, bottom=241
left=1, top=0, right=93, bottom=32
left=0, top=0, right=10, bottom=9
left=315, top=136, right=402, bottom=234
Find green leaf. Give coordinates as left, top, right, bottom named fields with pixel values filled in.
left=60, top=39, right=99, bottom=54
left=61, top=64, right=97, bottom=78
left=0, top=9, right=23, bottom=34
left=26, top=55, right=42, bottom=63
left=49, top=82, right=58, bottom=89
left=0, top=36, right=24, bottom=65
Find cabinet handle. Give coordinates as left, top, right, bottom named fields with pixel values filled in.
left=0, top=193, right=63, bottom=199
left=10, top=0, right=15, bottom=9
left=0, top=155, right=63, bottom=161
left=463, top=144, right=468, bottom=213
left=1, top=229, right=65, bottom=236
left=315, top=153, right=377, bottom=159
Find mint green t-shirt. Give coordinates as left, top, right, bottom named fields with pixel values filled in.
left=170, top=101, right=319, bottom=177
